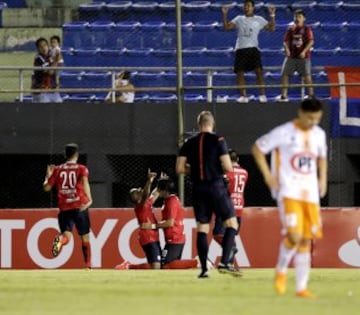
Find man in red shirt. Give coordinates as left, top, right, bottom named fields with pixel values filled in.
left=43, top=143, right=93, bottom=268
left=213, top=149, right=248, bottom=266
left=275, top=9, right=314, bottom=102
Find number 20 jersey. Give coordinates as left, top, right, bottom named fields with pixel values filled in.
left=255, top=120, right=327, bottom=203
left=48, top=162, right=90, bottom=211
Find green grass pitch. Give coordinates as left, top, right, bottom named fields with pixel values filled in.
left=0, top=269, right=359, bottom=315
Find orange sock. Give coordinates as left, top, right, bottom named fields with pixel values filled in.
left=162, top=259, right=198, bottom=269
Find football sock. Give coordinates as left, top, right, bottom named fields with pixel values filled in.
left=81, top=241, right=91, bottom=266
left=197, top=232, right=209, bottom=272
left=129, top=263, right=151, bottom=270
left=220, top=227, right=237, bottom=265
left=295, top=248, right=311, bottom=292
left=162, top=259, right=198, bottom=269
left=276, top=238, right=297, bottom=274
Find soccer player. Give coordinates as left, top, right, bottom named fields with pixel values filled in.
left=275, top=9, right=314, bottom=102
left=213, top=149, right=248, bottom=266
left=252, top=98, right=327, bottom=298
left=222, top=0, right=275, bottom=103
left=156, top=177, right=197, bottom=269
left=43, top=143, right=93, bottom=268
left=125, top=170, right=163, bottom=270
left=176, top=111, right=241, bottom=278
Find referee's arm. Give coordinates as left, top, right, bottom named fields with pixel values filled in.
left=176, top=156, right=190, bottom=175
left=220, top=154, right=233, bottom=173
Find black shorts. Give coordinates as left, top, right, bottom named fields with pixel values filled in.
left=58, top=209, right=90, bottom=236
left=142, top=242, right=162, bottom=264
left=213, top=215, right=242, bottom=236
left=192, top=179, right=236, bottom=224
left=234, top=47, right=263, bottom=73
left=161, top=243, right=184, bottom=265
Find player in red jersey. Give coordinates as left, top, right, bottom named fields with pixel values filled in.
left=213, top=149, right=248, bottom=265
left=156, top=178, right=197, bottom=269
left=43, top=143, right=93, bottom=268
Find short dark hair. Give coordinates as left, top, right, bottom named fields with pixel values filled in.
left=300, top=98, right=323, bottom=112
left=228, top=149, right=239, bottom=163
left=157, top=178, right=176, bottom=193
left=123, top=71, right=131, bottom=80
left=244, top=0, right=255, bottom=7
left=65, top=143, right=79, bottom=159
left=294, top=9, right=306, bottom=17
left=50, top=35, right=61, bottom=44
left=35, top=37, right=48, bottom=48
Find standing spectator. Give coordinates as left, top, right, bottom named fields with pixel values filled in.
left=43, top=143, right=93, bottom=268
left=176, top=111, right=241, bottom=278
left=213, top=149, right=248, bottom=267
left=156, top=177, right=198, bottom=269
left=32, top=37, right=62, bottom=103
left=252, top=98, right=327, bottom=298
left=222, top=1, right=276, bottom=103
left=275, top=10, right=314, bottom=102
left=105, top=71, right=135, bottom=103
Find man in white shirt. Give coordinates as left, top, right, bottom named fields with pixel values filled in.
left=222, top=0, right=275, bottom=103
left=252, top=98, right=328, bottom=298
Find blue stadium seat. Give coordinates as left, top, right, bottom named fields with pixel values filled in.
left=259, top=22, right=289, bottom=49
left=130, top=1, right=159, bottom=21
left=183, top=1, right=211, bottom=21
left=261, top=48, right=284, bottom=67
left=121, top=48, right=154, bottom=66
left=263, top=1, right=293, bottom=22
left=312, top=47, right=340, bottom=66
left=317, top=22, right=348, bottom=48
left=141, top=21, right=166, bottom=48
left=98, top=49, right=124, bottom=66
left=163, top=21, right=193, bottom=48
left=148, top=93, right=177, bottom=102
left=105, top=1, right=132, bottom=22
left=152, top=48, right=176, bottom=66
left=62, top=21, right=90, bottom=49
left=71, top=49, right=100, bottom=67
left=184, top=71, right=208, bottom=95
left=63, top=94, right=98, bottom=103
left=60, top=71, right=86, bottom=89
left=264, top=71, right=282, bottom=97
left=206, top=47, right=234, bottom=66
left=337, top=48, right=360, bottom=66
left=313, top=70, right=330, bottom=98
left=82, top=72, right=112, bottom=90
left=78, top=3, right=105, bottom=22
left=213, top=71, right=238, bottom=96
left=6, top=0, right=26, bottom=8
left=184, top=93, right=206, bottom=102
left=89, top=21, right=115, bottom=48
left=15, top=95, right=33, bottom=103
left=158, top=2, right=176, bottom=22
left=346, top=22, right=360, bottom=48
left=112, top=21, right=141, bottom=49
left=191, top=21, right=219, bottom=48
left=314, top=1, right=344, bottom=22
left=183, top=47, right=207, bottom=66
left=159, top=71, right=182, bottom=87
left=291, top=1, right=317, bottom=22
left=132, top=71, right=163, bottom=88
left=134, top=93, right=150, bottom=102
left=62, top=49, right=75, bottom=66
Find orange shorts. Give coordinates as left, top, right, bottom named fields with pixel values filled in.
left=279, top=197, right=323, bottom=239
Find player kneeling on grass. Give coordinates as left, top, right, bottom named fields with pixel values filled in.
left=43, top=143, right=93, bottom=268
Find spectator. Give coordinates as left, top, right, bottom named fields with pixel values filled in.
left=49, top=35, right=64, bottom=89
left=31, top=37, right=62, bottom=103
left=43, top=143, right=93, bottom=268
left=105, top=71, right=135, bottom=103
left=275, top=10, right=314, bottom=102
left=222, top=0, right=276, bottom=103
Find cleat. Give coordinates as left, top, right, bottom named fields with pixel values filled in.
left=115, top=261, right=130, bottom=270
left=198, top=270, right=209, bottom=278
left=52, top=235, right=63, bottom=257
left=275, top=95, right=289, bottom=102
left=206, top=259, right=215, bottom=270
left=274, top=272, right=287, bottom=295
left=229, top=246, right=238, bottom=264
left=296, top=289, right=316, bottom=299
left=218, top=263, right=243, bottom=277
left=236, top=96, right=249, bottom=103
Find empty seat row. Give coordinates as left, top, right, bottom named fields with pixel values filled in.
left=79, top=1, right=360, bottom=22
left=62, top=47, right=360, bottom=67
left=63, top=20, right=360, bottom=49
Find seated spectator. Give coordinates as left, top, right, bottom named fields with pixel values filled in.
left=31, top=37, right=62, bottom=103
left=105, top=71, right=135, bottom=103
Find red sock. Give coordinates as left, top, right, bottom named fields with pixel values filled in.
left=81, top=241, right=91, bottom=267
left=214, top=234, right=223, bottom=246
left=129, top=263, right=152, bottom=270
left=162, top=259, right=198, bottom=269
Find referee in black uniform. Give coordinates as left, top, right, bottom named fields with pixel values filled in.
left=176, top=111, right=241, bottom=278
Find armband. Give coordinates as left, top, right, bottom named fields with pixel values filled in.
left=152, top=224, right=157, bottom=229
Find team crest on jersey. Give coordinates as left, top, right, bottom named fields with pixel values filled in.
left=290, top=152, right=316, bottom=174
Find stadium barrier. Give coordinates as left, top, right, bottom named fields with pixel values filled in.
left=0, top=207, right=359, bottom=269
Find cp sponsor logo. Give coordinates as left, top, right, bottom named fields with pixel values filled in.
left=290, top=152, right=316, bottom=174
